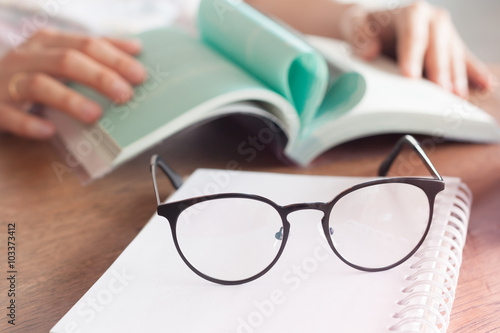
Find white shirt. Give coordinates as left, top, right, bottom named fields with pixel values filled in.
left=0, top=0, right=200, bottom=54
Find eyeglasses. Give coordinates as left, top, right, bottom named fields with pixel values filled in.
left=151, top=135, right=445, bottom=285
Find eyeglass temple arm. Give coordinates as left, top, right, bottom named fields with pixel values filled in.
left=378, top=135, right=443, bottom=181
left=150, top=154, right=184, bottom=205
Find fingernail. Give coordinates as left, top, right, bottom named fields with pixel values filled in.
left=360, top=40, right=380, bottom=60
left=80, top=101, right=101, bottom=122
left=475, top=77, right=489, bottom=91
left=456, top=77, right=468, bottom=97
left=112, top=80, right=133, bottom=102
left=407, top=63, right=421, bottom=78
left=28, top=121, right=54, bottom=138
left=127, top=63, right=147, bottom=83
left=483, top=74, right=496, bottom=91
left=128, top=39, right=142, bottom=49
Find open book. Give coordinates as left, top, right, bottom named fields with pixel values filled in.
left=46, top=0, right=500, bottom=180
left=50, top=168, right=471, bottom=332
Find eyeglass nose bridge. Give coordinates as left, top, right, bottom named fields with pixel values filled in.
left=280, top=202, right=331, bottom=239
left=282, top=202, right=330, bottom=217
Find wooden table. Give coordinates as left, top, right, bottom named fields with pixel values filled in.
left=1, top=68, right=500, bottom=333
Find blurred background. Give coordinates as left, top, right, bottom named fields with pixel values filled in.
left=3, top=0, right=499, bottom=62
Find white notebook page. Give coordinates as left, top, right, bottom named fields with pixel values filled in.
left=51, top=169, right=469, bottom=333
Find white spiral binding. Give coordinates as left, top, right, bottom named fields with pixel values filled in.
left=388, top=183, right=472, bottom=333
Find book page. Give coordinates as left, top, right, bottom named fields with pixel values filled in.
left=198, top=0, right=329, bottom=124
left=285, top=37, right=500, bottom=164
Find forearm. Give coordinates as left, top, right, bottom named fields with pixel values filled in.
left=246, top=0, right=355, bottom=39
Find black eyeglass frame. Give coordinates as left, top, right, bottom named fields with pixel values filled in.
left=151, top=135, right=445, bottom=285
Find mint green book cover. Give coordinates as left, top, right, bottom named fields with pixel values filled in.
left=69, top=0, right=343, bottom=149
left=198, top=0, right=328, bottom=122
left=73, top=28, right=270, bottom=149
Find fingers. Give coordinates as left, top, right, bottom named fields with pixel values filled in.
left=340, top=6, right=382, bottom=60
left=31, top=29, right=146, bottom=84
left=33, top=29, right=142, bottom=55
left=450, top=36, right=468, bottom=98
left=0, top=103, right=55, bottom=139
left=34, top=48, right=135, bottom=103
left=422, top=7, right=488, bottom=97
left=356, top=18, right=382, bottom=60
left=77, top=39, right=146, bottom=84
left=0, top=29, right=148, bottom=140
left=395, top=1, right=431, bottom=78
left=465, top=50, right=493, bottom=91
left=424, top=9, right=452, bottom=90
left=105, top=38, right=142, bottom=55
left=0, top=73, right=102, bottom=124
left=392, top=2, right=490, bottom=98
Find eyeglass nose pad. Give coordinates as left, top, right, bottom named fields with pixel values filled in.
left=322, top=216, right=339, bottom=248
left=275, top=227, right=283, bottom=240
left=319, top=216, right=336, bottom=247
left=317, top=217, right=329, bottom=239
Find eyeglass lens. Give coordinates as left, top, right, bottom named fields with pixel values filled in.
left=176, top=198, right=284, bottom=281
left=328, top=183, right=430, bottom=269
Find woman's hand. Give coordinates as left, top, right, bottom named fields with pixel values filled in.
left=0, top=29, right=147, bottom=139
left=339, top=1, right=493, bottom=98
left=249, top=0, right=493, bottom=98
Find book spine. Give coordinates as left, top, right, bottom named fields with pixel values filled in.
left=389, top=183, right=472, bottom=333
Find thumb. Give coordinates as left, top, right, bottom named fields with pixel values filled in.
left=355, top=36, right=382, bottom=60
left=340, top=5, right=382, bottom=60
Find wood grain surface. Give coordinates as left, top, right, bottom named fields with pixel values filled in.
left=0, top=67, right=499, bottom=333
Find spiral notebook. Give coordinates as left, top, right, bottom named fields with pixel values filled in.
left=50, top=169, right=471, bottom=333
